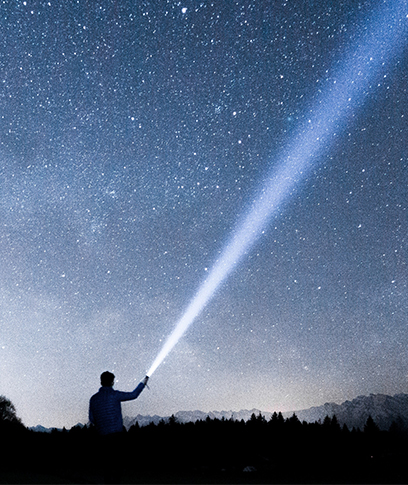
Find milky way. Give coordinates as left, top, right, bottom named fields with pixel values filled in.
left=0, top=1, right=407, bottom=428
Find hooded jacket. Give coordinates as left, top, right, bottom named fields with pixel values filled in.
left=89, top=381, right=145, bottom=435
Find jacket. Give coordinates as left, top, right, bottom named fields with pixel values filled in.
left=89, top=381, right=145, bottom=435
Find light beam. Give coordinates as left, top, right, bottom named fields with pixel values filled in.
left=147, top=1, right=407, bottom=377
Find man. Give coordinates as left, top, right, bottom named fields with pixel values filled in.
left=89, top=371, right=149, bottom=483
left=89, top=371, right=149, bottom=436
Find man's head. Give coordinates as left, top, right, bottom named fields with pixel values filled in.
left=100, top=371, right=115, bottom=387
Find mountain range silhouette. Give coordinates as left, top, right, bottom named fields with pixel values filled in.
left=123, top=392, right=408, bottom=432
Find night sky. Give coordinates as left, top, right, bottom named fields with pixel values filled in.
left=1, top=0, right=407, bottom=429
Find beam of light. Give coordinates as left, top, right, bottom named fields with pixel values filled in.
left=147, top=1, right=407, bottom=378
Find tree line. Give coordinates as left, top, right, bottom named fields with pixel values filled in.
left=1, top=395, right=408, bottom=483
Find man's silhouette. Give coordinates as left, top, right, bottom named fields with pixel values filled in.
left=89, top=371, right=148, bottom=435
left=89, top=371, right=149, bottom=483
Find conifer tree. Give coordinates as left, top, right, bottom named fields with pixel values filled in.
left=364, top=415, right=380, bottom=434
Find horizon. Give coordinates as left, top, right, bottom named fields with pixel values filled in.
left=26, top=390, right=408, bottom=431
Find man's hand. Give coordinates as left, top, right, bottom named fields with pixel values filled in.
left=142, top=376, right=149, bottom=386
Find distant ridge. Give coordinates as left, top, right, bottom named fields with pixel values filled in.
left=30, top=424, right=55, bottom=433
left=30, top=393, right=408, bottom=433
left=287, top=393, right=408, bottom=430
left=124, top=393, right=408, bottom=431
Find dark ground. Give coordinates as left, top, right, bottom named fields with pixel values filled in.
left=1, top=414, right=408, bottom=484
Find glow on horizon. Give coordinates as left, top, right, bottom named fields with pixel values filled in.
left=147, top=1, right=407, bottom=378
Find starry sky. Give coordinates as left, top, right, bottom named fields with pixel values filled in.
left=1, top=0, right=407, bottom=429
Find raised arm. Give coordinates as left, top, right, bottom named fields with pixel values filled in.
left=116, top=376, right=149, bottom=402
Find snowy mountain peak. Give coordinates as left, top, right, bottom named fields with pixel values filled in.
left=125, top=393, right=408, bottom=431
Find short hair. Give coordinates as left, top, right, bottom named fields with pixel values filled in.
left=100, top=371, right=115, bottom=387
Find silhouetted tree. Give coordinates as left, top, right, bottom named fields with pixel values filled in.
left=269, top=411, right=285, bottom=430
left=322, top=415, right=334, bottom=430
left=248, top=412, right=266, bottom=430
left=286, top=413, right=301, bottom=430
left=364, top=415, right=380, bottom=435
left=0, top=395, right=21, bottom=424
left=168, top=414, right=178, bottom=426
left=322, top=414, right=341, bottom=435
left=0, top=395, right=26, bottom=472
